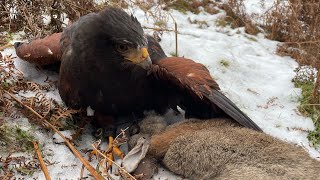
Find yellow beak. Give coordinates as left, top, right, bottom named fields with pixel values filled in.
left=127, top=47, right=150, bottom=63
left=141, top=48, right=149, bottom=61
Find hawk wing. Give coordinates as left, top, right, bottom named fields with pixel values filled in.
left=151, top=57, right=262, bottom=131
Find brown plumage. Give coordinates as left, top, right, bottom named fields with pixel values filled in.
left=131, top=116, right=320, bottom=180
left=14, top=33, right=62, bottom=66
left=13, top=7, right=261, bottom=132
left=151, top=57, right=261, bottom=130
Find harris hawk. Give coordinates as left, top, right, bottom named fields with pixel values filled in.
left=58, top=7, right=262, bottom=133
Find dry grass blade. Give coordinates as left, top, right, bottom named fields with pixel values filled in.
left=91, top=144, right=137, bottom=180
left=33, top=141, right=51, bottom=180
left=142, top=26, right=175, bottom=32
left=79, top=164, right=85, bottom=179
left=5, top=90, right=104, bottom=180
left=0, top=44, right=13, bottom=51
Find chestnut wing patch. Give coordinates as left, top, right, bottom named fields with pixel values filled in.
left=152, top=57, right=262, bottom=131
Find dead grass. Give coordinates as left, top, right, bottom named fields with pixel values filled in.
left=0, top=0, right=52, bottom=37
left=0, top=54, right=78, bottom=130
left=218, top=0, right=260, bottom=35
left=262, top=0, right=320, bottom=144
left=221, top=0, right=320, bottom=61
left=0, top=0, right=129, bottom=38
left=263, top=0, right=320, bottom=145
left=163, top=0, right=219, bottom=15
left=263, top=0, right=320, bottom=68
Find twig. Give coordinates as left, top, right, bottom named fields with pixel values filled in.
left=91, top=144, right=137, bottom=180
left=5, top=90, right=104, bottom=180
left=103, top=163, right=115, bottom=180
left=80, top=164, right=85, bottom=179
left=175, top=22, right=178, bottom=56
left=142, top=26, right=175, bottom=32
left=169, top=13, right=178, bottom=56
left=114, top=127, right=129, bottom=140
left=0, top=44, right=13, bottom=51
left=33, top=141, right=51, bottom=180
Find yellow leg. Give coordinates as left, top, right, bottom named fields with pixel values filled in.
left=105, top=136, right=125, bottom=170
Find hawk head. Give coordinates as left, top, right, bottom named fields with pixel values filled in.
left=70, top=7, right=152, bottom=69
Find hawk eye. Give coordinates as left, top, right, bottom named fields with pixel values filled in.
left=116, top=44, right=129, bottom=52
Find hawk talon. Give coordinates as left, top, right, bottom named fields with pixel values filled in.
left=94, top=128, right=103, bottom=139
left=105, top=136, right=125, bottom=170
left=93, top=127, right=117, bottom=139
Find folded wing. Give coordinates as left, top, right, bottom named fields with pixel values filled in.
left=151, top=57, right=262, bottom=131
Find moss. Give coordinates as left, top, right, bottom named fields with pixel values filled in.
left=245, top=35, right=258, bottom=42
left=164, top=0, right=219, bottom=15
left=16, top=167, right=35, bottom=176
left=188, top=18, right=209, bottom=29
left=5, top=34, right=12, bottom=44
left=0, top=124, right=36, bottom=152
left=154, top=20, right=167, bottom=27
left=215, top=18, right=229, bottom=27
left=293, top=80, right=320, bottom=146
left=167, top=0, right=200, bottom=14
left=215, top=16, right=235, bottom=28
left=0, top=33, right=13, bottom=46
left=219, top=59, right=230, bottom=67
left=170, top=52, right=178, bottom=57
left=1, top=81, right=10, bottom=90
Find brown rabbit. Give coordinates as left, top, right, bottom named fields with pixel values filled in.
left=131, top=116, right=320, bottom=180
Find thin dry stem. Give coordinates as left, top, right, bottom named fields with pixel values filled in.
left=169, top=13, right=178, bottom=56
left=33, top=141, right=51, bottom=180
left=0, top=44, right=13, bottom=51
left=142, top=26, right=175, bottom=32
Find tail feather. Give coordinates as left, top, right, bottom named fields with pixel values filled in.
left=207, top=89, right=262, bottom=131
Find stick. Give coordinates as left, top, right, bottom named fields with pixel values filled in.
left=142, top=26, right=175, bottom=32
left=169, top=13, right=178, bottom=56
left=5, top=90, right=104, bottom=180
left=80, top=164, right=85, bottom=179
left=33, top=141, right=51, bottom=180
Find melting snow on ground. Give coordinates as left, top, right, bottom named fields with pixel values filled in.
left=1, top=1, right=320, bottom=179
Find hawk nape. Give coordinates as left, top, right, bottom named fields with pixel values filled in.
left=58, top=7, right=262, bottom=133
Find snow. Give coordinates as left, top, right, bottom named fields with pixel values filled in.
left=243, top=0, right=275, bottom=16
left=1, top=1, right=320, bottom=179
left=135, top=8, right=320, bottom=159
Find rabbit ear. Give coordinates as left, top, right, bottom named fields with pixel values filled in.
left=122, top=137, right=150, bottom=173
